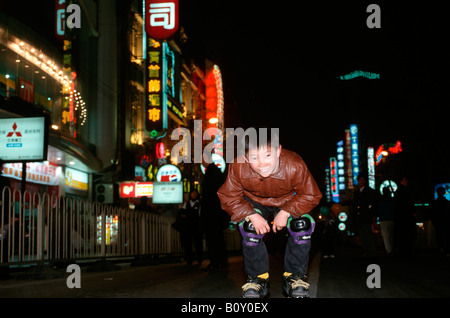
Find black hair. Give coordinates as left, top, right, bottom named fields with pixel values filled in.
left=240, top=127, right=280, bottom=158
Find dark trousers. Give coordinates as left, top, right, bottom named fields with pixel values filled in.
left=180, top=225, right=203, bottom=264
left=241, top=197, right=311, bottom=277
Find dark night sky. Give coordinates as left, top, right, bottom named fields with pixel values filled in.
left=180, top=0, right=450, bottom=194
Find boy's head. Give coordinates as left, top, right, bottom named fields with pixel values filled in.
left=241, top=127, right=281, bottom=178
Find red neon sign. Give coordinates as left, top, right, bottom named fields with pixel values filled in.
left=156, top=142, right=165, bottom=159
left=120, top=182, right=154, bottom=198
left=145, top=0, right=179, bottom=40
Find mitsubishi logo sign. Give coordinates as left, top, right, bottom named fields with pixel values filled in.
left=145, top=0, right=179, bottom=40
left=7, top=122, right=22, bottom=137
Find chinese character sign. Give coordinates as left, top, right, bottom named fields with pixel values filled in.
left=344, top=129, right=354, bottom=190
left=145, top=38, right=164, bottom=133
left=145, top=0, right=179, bottom=40
left=330, top=157, right=339, bottom=202
left=350, top=124, right=359, bottom=186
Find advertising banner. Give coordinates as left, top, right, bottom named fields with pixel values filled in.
left=0, top=117, right=47, bottom=162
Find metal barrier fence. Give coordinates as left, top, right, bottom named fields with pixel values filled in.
left=0, top=186, right=241, bottom=266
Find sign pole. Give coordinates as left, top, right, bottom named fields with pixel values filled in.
left=21, top=162, right=26, bottom=197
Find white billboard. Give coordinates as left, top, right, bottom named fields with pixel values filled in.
left=152, top=182, right=183, bottom=204
left=0, top=117, right=47, bottom=162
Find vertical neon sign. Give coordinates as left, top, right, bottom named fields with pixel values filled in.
left=350, top=124, right=359, bottom=186
left=330, top=157, right=339, bottom=202
left=367, top=147, right=375, bottom=189
left=325, top=166, right=332, bottom=203
left=344, top=129, right=354, bottom=190
left=145, top=38, right=165, bottom=137
left=337, top=140, right=345, bottom=191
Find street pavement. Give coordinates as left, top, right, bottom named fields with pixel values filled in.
left=1, top=243, right=449, bottom=301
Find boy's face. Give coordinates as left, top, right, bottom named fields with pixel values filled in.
left=245, top=145, right=281, bottom=178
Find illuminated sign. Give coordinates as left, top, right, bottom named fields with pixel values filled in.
left=120, top=182, right=154, bottom=198
left=164, top=43, right=184, bottom=122
left=379, top=180, right=397, bottom=198
left=375, top=141, right=402, bottom=165
left=338, top=212, right=348, bottom=222
left=65, top=167, right=88, bottom=191
left=330, top=157, right=339, bottom=202
left=55, top=0, right=66, bottom=41
left=344, top=129, right=354, bottom=190
left=337, top=70, right=380, bottom=80
left=324, top=167, right=332, bottom=203
left=337, top=140, right=345, bottom=191
left=155, top=164, right=181, bottom=182
left=19, top=78, right=34, bottom=103
left=350, top=124, right=359, bottom=186
left=367, top=147, right=375, bottom=189
left=145, top=0, right=179, bottom=40
left=434, top=183, right=450, bottom=201
left=1, top=162, right=60, bottom=185
left=200, top=153, right=226, bottom=174
left=152, top=182, right=183, bottom=204
left=145, top=38, right=164, bottom=135
left=156, top=142, right=165, bottom=159
left=0, top=117, right=47, bottom=162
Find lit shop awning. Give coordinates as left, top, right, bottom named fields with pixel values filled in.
left=48, top=130, right=102, bottom=173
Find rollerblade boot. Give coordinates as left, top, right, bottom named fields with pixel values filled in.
left=242, top=274, right=270, bottom=298
left=282, top=273, right=310, bottom=298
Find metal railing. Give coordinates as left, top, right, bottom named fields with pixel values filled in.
left=1, top=186, right=240, bottom=266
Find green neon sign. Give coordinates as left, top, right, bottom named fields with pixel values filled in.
left=338, top=70, right=380, bottom=80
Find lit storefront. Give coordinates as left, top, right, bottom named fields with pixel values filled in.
left=0, top=12, right=102, bottom=200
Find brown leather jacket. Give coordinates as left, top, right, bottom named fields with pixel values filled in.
left=217, top=149, right=322, bottom=222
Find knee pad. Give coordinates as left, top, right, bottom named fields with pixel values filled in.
left=288, top=214, right=315, bottom=245
left=239, top=209, right=264, bottom=247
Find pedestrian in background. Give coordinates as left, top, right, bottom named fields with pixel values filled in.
left=393, top=176, right=416, bottom=256
left=201, top=157, right=228, bottom=271
left=430, top=186, right=450, bottom=257
left=352, top=174, right=378, bottom=259
left=316, top=208, right=338, bottom=259
left=378, top=187, right=394, bottom=256
left=176, top=189, right=203, bottom=266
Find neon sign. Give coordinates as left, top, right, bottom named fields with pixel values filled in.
left=205, top=64, right=224, bottom=156
left=337, top=140, right=345, bottom=191
left=344, top=129, right=354, bottom=189
left=367, top=147, right=375, bottom=189
left=145, top=0, right=179, bottom=40
left=145, top=38, right=164, bottom=136
left=338, top=70, right=380, bottom=80
left=375, top=141, right=402, bottom=165
left=330, top=157, right=339, bottom=202
left=120, top=182, right=154, bottom=198
left=350, top=124, right=360, bottom=186
left=156, top=142, right=165, bottom=159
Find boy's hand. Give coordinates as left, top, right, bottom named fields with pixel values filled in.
left=247, top=213, right=270, bottom=235
left=273, top=210, right=290, bottom=233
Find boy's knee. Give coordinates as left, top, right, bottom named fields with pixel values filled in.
left=288, top=214, right=315, bottom=245
left=239, top=218, right=265, bottom=246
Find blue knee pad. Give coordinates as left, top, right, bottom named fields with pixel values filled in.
left=239, top=209, right=265, bottom=247
left=287, top=214, right=315, bottom=245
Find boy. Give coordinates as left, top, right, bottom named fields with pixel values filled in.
left=217, top=128, right=322, bottom=298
